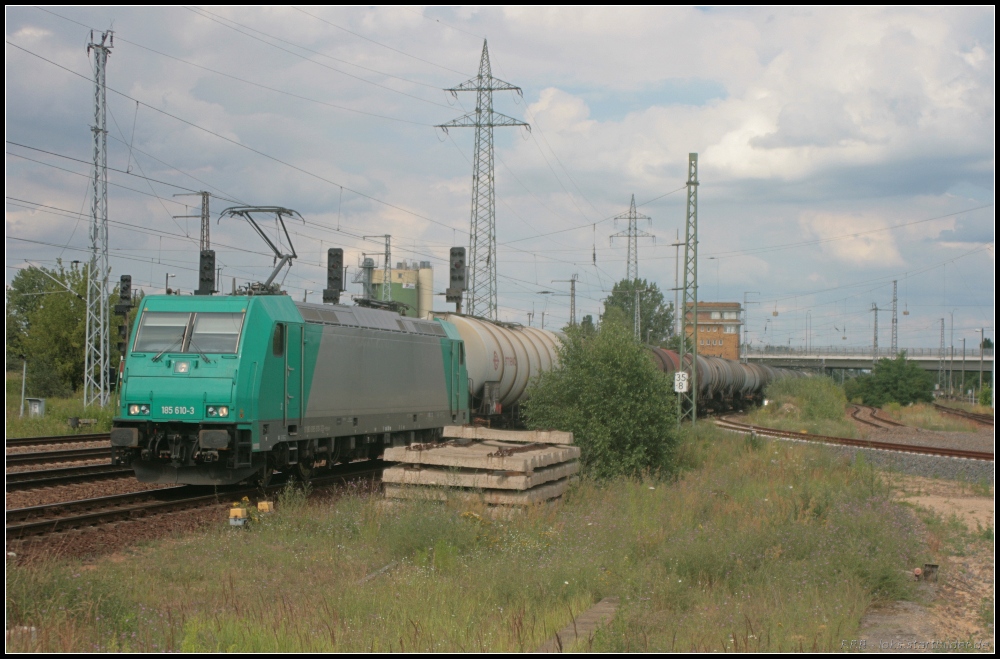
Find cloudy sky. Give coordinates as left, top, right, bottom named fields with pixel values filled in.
left=5, top=6, right=994, bottom=351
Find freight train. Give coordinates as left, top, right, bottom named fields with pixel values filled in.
left=111, top=292, right=795, bottom=486
left=647, top=347, right=803, bottom=411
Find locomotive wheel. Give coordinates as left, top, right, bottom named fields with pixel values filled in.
left=255, top=463, right=274, bottom=489
left=296, top=459, right=313, bottom=483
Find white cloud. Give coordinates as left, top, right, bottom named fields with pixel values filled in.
left=798, top=211, right=904, bottom=266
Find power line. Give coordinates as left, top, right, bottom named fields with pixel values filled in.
left=291, top=6, right=473, bottom=77
left=184, top=6, right=454, bottom=109
left=6, top=39, right=467, bottom=234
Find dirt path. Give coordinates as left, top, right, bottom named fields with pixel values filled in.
left=854, top=475, right=994, bottom=652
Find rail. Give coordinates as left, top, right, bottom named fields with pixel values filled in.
left=715, top=417, right=993, bottom=462
left=5, top=433, right=111, bottom=448
left=6, top=464, right=134, bottom=493
left=6, top=460, right=386, bottom=537
left=932, top=403, right=994, bottom=426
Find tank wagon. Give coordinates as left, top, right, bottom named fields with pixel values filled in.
left=647, top=347, right=803, bottom=411
left=111, top=294, right=564, bottom=486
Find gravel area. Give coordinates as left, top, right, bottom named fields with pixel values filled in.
left=6, top=478, right=172, bottom=510
left=6, top=504, right=227, bottom=564
left=853, top=424, right=995, bottom=454
left=5, top=440, right=110, bottom=455
left=721, top=414, right=994, bottom=483
left=812, top=443, right=993, bottom=484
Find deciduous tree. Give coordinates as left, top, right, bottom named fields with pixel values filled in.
left=602, top=279, right=673, bottom=345
left=523, top=308, right=678, bottom=479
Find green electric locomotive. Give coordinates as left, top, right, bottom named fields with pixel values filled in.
left=111, top=293, right=470, bottom=485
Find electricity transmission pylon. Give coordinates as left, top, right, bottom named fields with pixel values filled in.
left=610, top=194, right=654, bottom=280
left=84, top=30, right=113, bottom=408
left=437, top=40, right=528, bottom=320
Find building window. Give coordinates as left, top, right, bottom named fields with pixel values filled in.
left=710, top=311, right=721, bottom=319
left=724, top=326, right=737, bottom=334
left=723, top=311, right=738, bottom=320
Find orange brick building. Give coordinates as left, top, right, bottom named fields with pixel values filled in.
left=685, top=301, right=742, bottom=361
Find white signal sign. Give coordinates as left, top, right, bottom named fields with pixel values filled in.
left=674, top=372, right=689, bottom=393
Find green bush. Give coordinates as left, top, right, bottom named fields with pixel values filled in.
left=522, top=310, right=678, bottom=479
left=979, top=385, right=992, bottom=407
left=844, top=354, right=934, bottom=406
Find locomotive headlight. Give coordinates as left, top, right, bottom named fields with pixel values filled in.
left=128, top=404, right=150, bottom=416
left=206, top=405, right=230, bottom=418
left=174, top=361, right=190, bottom=374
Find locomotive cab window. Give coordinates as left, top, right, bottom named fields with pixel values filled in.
left=134, top=311, right=245, bottom=354
left=189, top=312, right=244, bottom=353
left=133, top=312, right=190, bottom=353
left=273, top=323, right=285, bottom=357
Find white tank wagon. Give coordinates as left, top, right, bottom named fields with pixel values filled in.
left=432, top=314, right=562, bottom=416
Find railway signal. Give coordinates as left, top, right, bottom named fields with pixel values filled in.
left=197, top=250, right=216, bottom=295
left=323, top=248, right=344, bottom=304
left=447, top=246, right=466, bottom=312
left=114, top=275, right=133, bottom=353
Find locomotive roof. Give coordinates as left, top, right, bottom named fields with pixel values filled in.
left=295, top=301, right=447, bottom=337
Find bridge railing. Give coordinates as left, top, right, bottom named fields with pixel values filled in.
left=744, top=346, right=994, bottom=359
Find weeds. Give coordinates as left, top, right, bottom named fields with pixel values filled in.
left=6, top=428, right=928, bottom=652
left=881, top=402, right=980, bottom=432
left=5, top=372, right=116, bottom=437
left=748, top=376, right=859, bottom=438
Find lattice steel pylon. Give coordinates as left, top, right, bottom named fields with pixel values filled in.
left=871, top=303, right=880, bottom=365
left=610, top=195, right=654, bottom=281
left=678, top=154, right=699, bottom=424
left=891, top=279, right=898, bottom=355
left=939, top=318, right=945, bottom=386
left=84, top=30, right=113, bottom=408
left=437, top=40, right=528, bottom=320
left=174, top=192, right=211, bottom=251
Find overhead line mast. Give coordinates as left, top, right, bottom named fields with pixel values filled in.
left=84, top=30, right=113, bottom=408
left=437, top=40, right=528, bottom=320
left=678, top=154, right=699, bottom=425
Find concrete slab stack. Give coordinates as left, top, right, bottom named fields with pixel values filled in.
left=382, top=427, right=579, bottom=507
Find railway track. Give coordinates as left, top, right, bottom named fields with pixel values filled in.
left=716, top=417, right=993, bottom=462
left=6, top=460, right=385, bottom=538
left=850, top=404, right=906, bottom=429
left=933, top=403, right=994, bottom=427
left=5, top=447, right=112, bottom=467
left=5, top=433, right=110, bottom=448
left=5, top=464, right=134, bottom=493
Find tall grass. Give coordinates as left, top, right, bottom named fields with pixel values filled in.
left=6, top=429, right=927, bottom=652
left=881, top=402, right=980, bottom=432
left=747, top=376, right=858, bottom=438
left=5, top=371, right=115, bottom=438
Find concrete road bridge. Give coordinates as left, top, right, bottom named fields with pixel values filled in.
left=744, top=346, right=994, bottom=376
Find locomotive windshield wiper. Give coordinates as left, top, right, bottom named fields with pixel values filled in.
left=151, top=338, right=181, bottom=362
left=152, top=326, right=189, bottom=362
left=186, top=336, right=212, bottom=363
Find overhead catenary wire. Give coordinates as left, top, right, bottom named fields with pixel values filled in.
left=5, top=40, right=467, bottom=235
